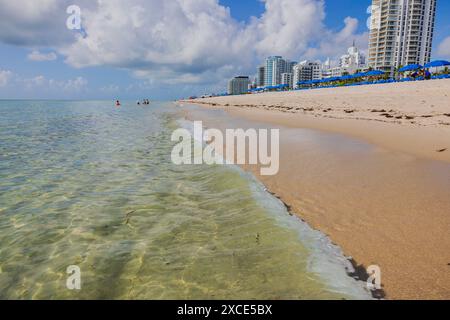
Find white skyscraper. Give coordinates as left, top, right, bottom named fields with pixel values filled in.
left=368, top=0, right=437, bottom=73
left=265, top=56, right=292, bottom=86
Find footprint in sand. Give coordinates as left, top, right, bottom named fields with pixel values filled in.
left=436, top=148, right=447, bottom=153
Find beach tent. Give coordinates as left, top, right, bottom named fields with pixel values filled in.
left=424, top=60, right=450, bottom=68
left=398, top=64, right=423, bottom=72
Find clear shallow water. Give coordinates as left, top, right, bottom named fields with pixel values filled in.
left=0, top=100, right=370, bottom=299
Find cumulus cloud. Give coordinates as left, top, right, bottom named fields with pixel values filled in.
left=0, top=0, right=368, bottom=87
left=250, top=0, right=326, bottom=58
left=22, top=74, right=88, bottom=92
left=0, top=70, right=13, bottom=87
left=100, top=84, right=120, bottom=93
left=27, top=50, right=58, bottom=61
left=303, top=17, right=368, bottom=62
left=437, top=36, right=450, bottom=58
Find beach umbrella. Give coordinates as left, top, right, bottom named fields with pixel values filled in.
left=340, top=75, right=352, bottom=81
left=352, top=72, right=367, bottom=78
left=424, top=60, right=450, bottom=68
left=398, top=64, right=423, bottom=72
left=365, top=70, right=385, bottom=76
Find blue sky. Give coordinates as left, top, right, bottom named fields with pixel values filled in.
left=0, top=0, right=449, bottom=100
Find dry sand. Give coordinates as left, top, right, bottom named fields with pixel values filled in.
left=179, top=80, right=450, bottom=300
left=186, top=80, right=450, bottom=163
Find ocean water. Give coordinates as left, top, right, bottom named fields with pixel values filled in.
left=0, top=100, right=371, bottom=300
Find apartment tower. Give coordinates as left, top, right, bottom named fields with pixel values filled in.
left=368, top=0, right=436, bottom=73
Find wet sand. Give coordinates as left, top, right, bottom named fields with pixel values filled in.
left=184, top=80, right=450, bottom=163
left=179, top=80, right=450, bottom=299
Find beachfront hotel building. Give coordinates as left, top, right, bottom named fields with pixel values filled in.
left=368, top=0, right=437, bottom=73
left=293, top=60, right=322, bottom=88
left=264, top=56, right=297, bottom=86
left=341, top=42, right=367, bottom=70
left=265, top=56, right=283, bottom=86
left=281, top=73, right=294, bottom=89
left=227, top=76, right=251, bottom=95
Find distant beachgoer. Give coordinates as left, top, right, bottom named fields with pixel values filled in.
left=425, top=69, right=431, bottom=80
left=116, top=100, right=121, bottom=106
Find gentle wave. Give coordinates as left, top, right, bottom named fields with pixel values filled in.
left=0, top=100, right=371, bottom=299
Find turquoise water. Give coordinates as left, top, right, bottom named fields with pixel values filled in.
left=0, top=100, right=370, bottom=299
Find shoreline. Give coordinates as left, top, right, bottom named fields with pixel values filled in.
left=264, top=188, right=385, bottom=300
left=178, top=80, right=450, bottom=300
left=181, top=80, right=450, bottom=164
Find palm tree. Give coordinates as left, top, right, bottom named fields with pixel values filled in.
left=394, top=65, right=404, bottom=80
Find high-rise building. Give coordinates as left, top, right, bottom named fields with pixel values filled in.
left=293, top=60, right=322, bottom=88
left=281, top=73, right=294, bottom=89
left=265, top=56, right=288, bottom=86
left=227, top=76, right=250, bottom=95
left=257, top=65, right=266, bottom=88
left=286, top=61, right=297, bottom=74
left=368, top=0, right=437, bottom=73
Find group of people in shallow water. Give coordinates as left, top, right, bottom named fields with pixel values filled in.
left=137, top=99, right=150, bottom=105
left=115, top=99, right=151, bottom=107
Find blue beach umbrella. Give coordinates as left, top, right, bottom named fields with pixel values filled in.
left=365, top=70, right=385, bottom=76
left=424, top=60, right=450, bottom=68
left=398, top=64, right=423, bottom=72
left=340, top=75, right=353, bottom=81
left=352, top=72, right=367, bottom=78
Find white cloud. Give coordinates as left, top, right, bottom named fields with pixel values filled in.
left=22, top=75, right=87, bottom=92
left=0, top=0, right=369, bottom=87
left=0, top=0, right=95, bottom=46
left=100, top=84, right=120, bottom=93
left=0, top=70, right=13, bottom=87
left=250, top=0, right=326, bottom=58
left=24, top=75, right=47, bottom=87
left=437, top=36, right=450, bottom=58
left=27, top=50, right=57, bottom=61
left=303, top=17, right=369, bottom=62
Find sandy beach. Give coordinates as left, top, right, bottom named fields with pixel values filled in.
left=180, top=80, right=450, bottom=300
